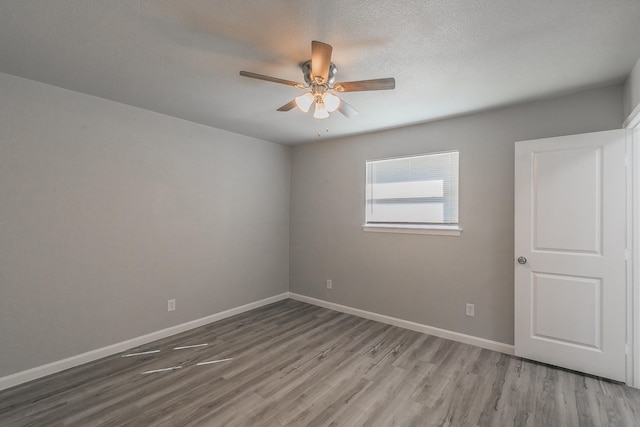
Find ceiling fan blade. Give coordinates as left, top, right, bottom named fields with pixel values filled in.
left=311, top=41, right=333, bottom=83
left=239, top=71, right=305, bottom=88
left=337, top=97, right=359, bottom=118
left=277, top=99, right=297, bottom=112
left=333, top=78, right=395, bottom=92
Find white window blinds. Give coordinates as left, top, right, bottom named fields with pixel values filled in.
left=365, top=151, right=459, bottom=225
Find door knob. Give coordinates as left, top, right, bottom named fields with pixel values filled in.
left=517, top=256, right=527, bottom=265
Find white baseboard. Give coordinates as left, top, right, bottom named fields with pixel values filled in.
left=289, top=293, right=514, bottom=355
left=0, top=293, right=289, bottom=392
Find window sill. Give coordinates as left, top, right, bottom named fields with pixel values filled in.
left=362, top=224, right=463, bottom=236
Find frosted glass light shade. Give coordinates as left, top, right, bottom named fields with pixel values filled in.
left=323, top=93, right=340, bottom=112
left=295, top=93, right=314, bottom=112
left=313, top=100, right=329, bottom=119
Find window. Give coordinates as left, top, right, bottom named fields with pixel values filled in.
left=364, top=151, right=461, bottom=235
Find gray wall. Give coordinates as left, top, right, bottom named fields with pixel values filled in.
left=290, top=86, right=623, bottom=345
left=0, top=73, right=290, bottom=377
left=624, top=58, right=640, bottom=120
left=0, top=69, right=627, bottom=379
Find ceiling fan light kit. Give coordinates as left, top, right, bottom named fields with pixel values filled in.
left=239, top=41, right=395, bottom=120
left=294, top=93, right=314, bottom=112
left=313, top=99, right=330, bottom=119
left=322, top=93, right=340, bottom=112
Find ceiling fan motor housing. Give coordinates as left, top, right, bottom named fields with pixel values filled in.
left=301, top=60, right=337, bottom=86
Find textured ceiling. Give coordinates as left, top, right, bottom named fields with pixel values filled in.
left=1, top=1, right=639, bottom=145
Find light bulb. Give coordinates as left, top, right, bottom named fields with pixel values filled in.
left=323, top=93, right=340, bottom=113
left=313, top=99, right=329, bottom=119
left=294, top=93, right=314, bottom=113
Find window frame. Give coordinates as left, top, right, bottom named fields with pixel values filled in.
left=362, top=150, right=462, bottom=236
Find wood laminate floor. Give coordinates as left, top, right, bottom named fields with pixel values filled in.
left=1, top=299, right=639, bottom=426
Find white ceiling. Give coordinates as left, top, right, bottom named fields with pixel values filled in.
left=1, top=1, right=639, bottom=145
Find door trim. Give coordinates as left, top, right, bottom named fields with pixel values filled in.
left=628, top=111, right=640, bottom=388
left=626, top=133, right=634, bottom=388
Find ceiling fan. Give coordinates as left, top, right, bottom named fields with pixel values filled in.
left=239, top=41, right=395, bottom=119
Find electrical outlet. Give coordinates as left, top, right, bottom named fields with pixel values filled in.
left=466, top=303, right=475, bottom=317
left=168, top=299, right=176, bottom=312
left=326, top=279, right=333, bottom=289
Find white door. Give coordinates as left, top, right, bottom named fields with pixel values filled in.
left=514, top=129, right=628, bottom=381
